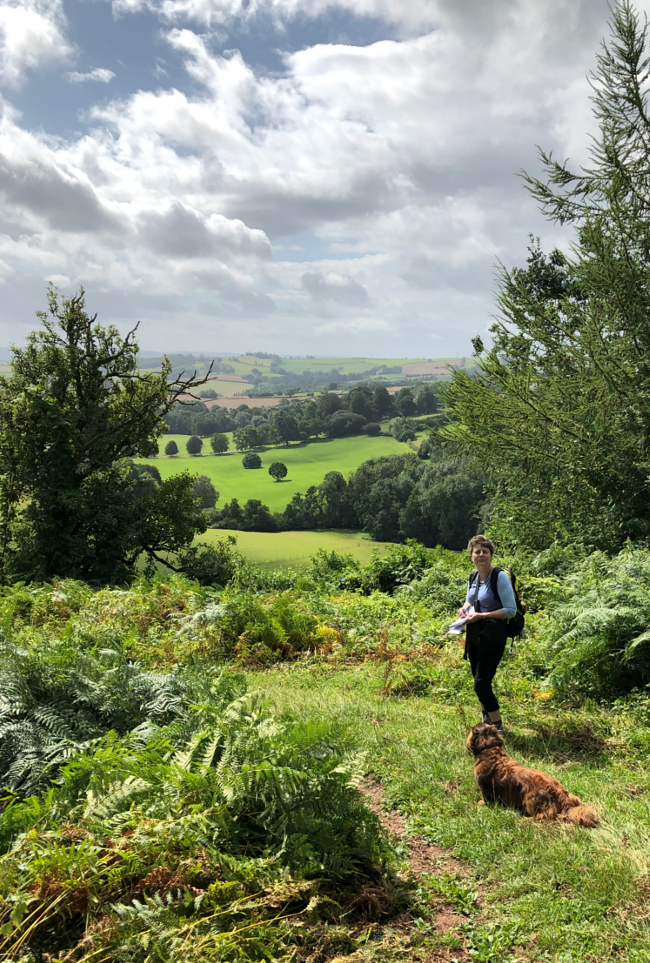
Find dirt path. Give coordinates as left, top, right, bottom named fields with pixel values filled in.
left=359, top=781, right=475, bottom=962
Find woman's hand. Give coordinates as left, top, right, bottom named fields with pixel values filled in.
left=466, top=609, right=507, bottom=623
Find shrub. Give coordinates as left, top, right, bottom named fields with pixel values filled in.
left=363, top=541, right=435, bottom=594
left=186, top=435, right=203, bottom=455
left=175, top=537, right=244, bottom=586
left=242, top=451, right=262, bottom=469
left=390, top=417, right=418, bottom=442
left=193, top=591, right=327, bottom=664
left=269, top=461, right=288, bottom=481
left=306, top=549, right=364, bottom=591
left=365, top=422, right=381, bottom=436
left=398, top=557, right=471, bottom=615
left=538, top=546, right=650, bottom=698
left=417, top=436, right=434, bottom=459
left=164, top=439, right=178, bottom=456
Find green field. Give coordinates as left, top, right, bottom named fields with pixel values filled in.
left=144, top=355, right=463, bottom=380
left=142, top=432, right=417, bottom=512
left=201, top=527, right=394, bottom=567
left=276, top=356, right=422, bottom=374
left=220, top=355, right=419, bottom=377
left=202, top=379, right=253, bottom=397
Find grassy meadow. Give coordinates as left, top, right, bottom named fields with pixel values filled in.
left=3, top=544, right=650, bottom=961
left=201, top=378, right=254, bottom=397
left=141, top=431, right=417, bottom=512
left=201, top=527, right=395, bottom=567
left=253, top=658, right=650, bottom=963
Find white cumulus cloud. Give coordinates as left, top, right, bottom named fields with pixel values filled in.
left=0, top=0, right=72, bottom=87
left=2, top=0, right=648, bottom=352
left=111, top=0, right=438, bottom=31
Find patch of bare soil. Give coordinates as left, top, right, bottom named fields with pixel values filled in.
left=360, top=781, right=474, bottom=961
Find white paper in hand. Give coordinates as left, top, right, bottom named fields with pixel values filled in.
left=447, top=604, right=474, bottom=635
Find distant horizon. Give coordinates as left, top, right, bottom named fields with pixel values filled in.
left=0, top=348, right=467, bottom=362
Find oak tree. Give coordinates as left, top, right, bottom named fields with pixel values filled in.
left=0, top=288, right=211, bottom=582
left=186, top=435, right=203, bottom=456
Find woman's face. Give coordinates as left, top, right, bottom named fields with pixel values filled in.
left=471, top=543, right=493, bottom=566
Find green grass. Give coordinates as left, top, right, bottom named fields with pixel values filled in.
left=142, top=433, right=417, bottom=512
left=3, top=550, right=650, bottom=961
left=201, top=379, right=253, bottom=396
left=251, top=658, right=650, bottom=962
left=277, top=357, right=423, bottom=374
left=201, top=527, right=395, bottom=568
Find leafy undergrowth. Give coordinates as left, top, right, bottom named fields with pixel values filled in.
left=2, top=541, right=650, bottom=960
left=0, top=671, right=397, bottom=962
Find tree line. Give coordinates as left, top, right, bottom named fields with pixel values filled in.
left=163, top=382, right=441, bottom=445
left=205, top=441, right=484, bottom=551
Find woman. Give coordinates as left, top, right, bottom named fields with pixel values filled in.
left=458, top=535, right=517, bottom=731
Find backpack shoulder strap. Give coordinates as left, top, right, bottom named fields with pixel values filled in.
left=490, top=566, right=502, bottom=605
left=469, top=569, right=480, bottom=609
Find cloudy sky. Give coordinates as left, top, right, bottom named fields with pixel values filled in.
left=0, top=0, right=643, bottom=355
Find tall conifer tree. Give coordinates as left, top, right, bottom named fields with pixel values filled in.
left=445, top=2, right=650, bottom=549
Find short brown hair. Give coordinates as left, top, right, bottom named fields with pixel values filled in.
left=467, top=535, right=495, bottom=556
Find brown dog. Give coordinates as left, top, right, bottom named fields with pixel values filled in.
left=466, top=724, right=598, bottom=827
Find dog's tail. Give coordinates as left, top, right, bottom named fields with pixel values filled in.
left=563, top=804, right=599, bottom=828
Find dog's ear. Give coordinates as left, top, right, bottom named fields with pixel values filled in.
left=466, top=725, right=484, bottom=755
left=467, top=723, right=504, bottom=755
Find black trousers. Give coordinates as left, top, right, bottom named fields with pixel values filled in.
left=465, top=620, right=507, bottom=713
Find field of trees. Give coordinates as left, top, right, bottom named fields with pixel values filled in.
left=138, top=353, right=431, bottom=380
left=2, top=5, right=650, bottom=962
left=141, top=433, right=419, bottom=513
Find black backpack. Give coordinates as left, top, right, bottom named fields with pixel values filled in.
left=469, top=566, right=525, bottom=639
